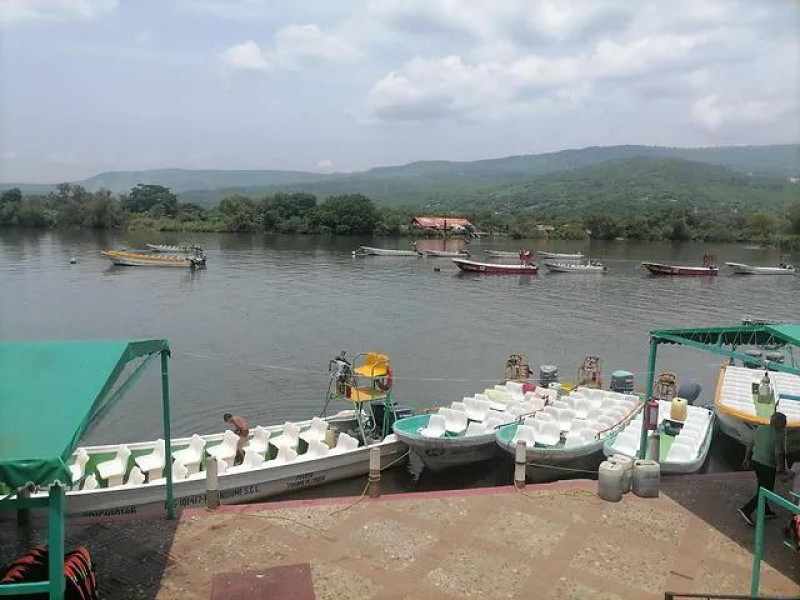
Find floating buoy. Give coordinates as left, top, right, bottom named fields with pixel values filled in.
left=433, top=267, right=440, bottom=272
left=70, top=257, right=77, bottom=264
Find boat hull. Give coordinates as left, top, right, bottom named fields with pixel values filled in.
left=102, top=251, right=204, bottom=268
left=642, top=262, right=718, bottom=276
left=543, top=261, right=606, bottom=274
left=497, top=432, right=606, bottom=483
left=724, top=262, right=795, bottom=275
left=393, top=419, right=501, bottom=471
left=357, top=246, right=420, bottom=257
left=484, top=250, right=520, bottom=258
left=537, top=252, right=584, bottom=262
left=453, top=258, right=538, bottom=275
left=424, top=249, right=469, bottom=258
left=146, top=244, right=201, bottom=254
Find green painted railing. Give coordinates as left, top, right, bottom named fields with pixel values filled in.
left=751, top=488, right=799, bottom=596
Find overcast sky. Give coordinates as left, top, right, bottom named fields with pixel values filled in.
left=1, top=0, right=798, bottom=182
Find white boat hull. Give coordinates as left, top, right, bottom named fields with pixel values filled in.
left=725, top=262, right=795, bottom=275
left=392, top=429, right=501, bottom=471
left=484, top=250, right=520, bottom=258
left=357, top=246, right=420, bottom=257
left=543, top=261, right=606, bottom=274
left=537, top=251, right=584, bottom=262
left=424, top=249, right=469, bottom=258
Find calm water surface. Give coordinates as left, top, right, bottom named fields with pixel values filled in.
left=1, top=230, right=798, bottom=493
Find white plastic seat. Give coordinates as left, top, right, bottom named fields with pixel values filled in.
left=330, top=432, right=360, bottom=454
left=207, top=430, right=239, bottom=467
left=512, top=424, right=536, bottom=446
left=450, top=401, right=467, bottom=412
left=611, top=431, right=639, bottom=457
left=666, top=441, right=693, bottom=462
left=271, top=422, right=301, bottom=451
left=523, top=394, right=546, bottom=412
left=534, top=411, right=553, bottom=422
left=465, top=422, right=485, bottom=436
left=444, top=409, right=468, bottom=434
left=564, top=430, right=584, bottom=448
left=172, top=434, right=207, bottom=474
left=96, top=445, right=131, bottom=487
left=247, top=426, right=271, bottom=458
left=465, top=398, right=491, bottom=421
left=557, top=409, right=576, bottom=432
left=69, top=448, right=90, bottom=486
left=299, top=439, right=330, bottom=459
left=420, top=414, right=446, bottom=438
left=585, top=408, right=602, bottom=422
left=537, top=420, right=561, bottom=446
left=82, top=474, right=99, bottom=491
left=125, top=466, right=146, bottom=486
left=482, top=416, right=503, bottom=431
left=596, top=415, right=616, bottom=430
left=580, top=427, right=599, bottom=443
left=151, top=460, right=189, bottom=484
left=299, top=417, right=328, bottom=445
left=135, top=438, right=166, bottom=481
left=551, top=400, right=569, bottom=410
left=506, top=381, right=524, bottom=394
left=571, top=398, right=591, bottom=419
left=227, top=447, right=266, bottom=473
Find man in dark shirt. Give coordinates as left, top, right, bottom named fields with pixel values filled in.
left=223, top=413, right=250, bottom=465
left=738, top=412, right=787, bottom=526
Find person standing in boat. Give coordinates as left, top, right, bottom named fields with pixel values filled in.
left=223, top=413, right=250, bottom=465
left=518, top=249, right=532, bottom=265
left=738, top=412, right=787, bottom=526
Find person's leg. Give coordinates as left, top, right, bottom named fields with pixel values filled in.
left=742, top=462, right=777, bottom=517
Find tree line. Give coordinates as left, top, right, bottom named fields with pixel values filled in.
left=1, top=183, right=799, bottom=246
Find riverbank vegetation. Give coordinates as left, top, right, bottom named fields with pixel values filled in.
left=2, top=181, right=799, bottom=248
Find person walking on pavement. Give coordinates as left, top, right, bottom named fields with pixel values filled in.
left=738, top=412, right=787, bottom=526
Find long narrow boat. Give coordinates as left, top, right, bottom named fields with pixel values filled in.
left=725, top=262, right=796, bottom=275
left=392, top=381, right=557, bottom=471
left=642, top=262, right=719, bottom=276
left=453, top=258, right=538, bottom=275
left=146, top=243, right=203, bottom=254
left=495, top=387, right=643, bottom=482
left=603, top=401, right=715, bottom=474
left=24, top=351, right=413, bottom=519
left=424, top=249, right=469, bottom=258
left=101, top=250, right=206, bottom=268
left=543, top=260, right=607, bottom=274
left=484, top=250, right=520, bottom=258
left=355, top=246, right=421, bottom=257
left=537, top=251, right=584, bottom=261
left=714, top=363, right=800, bottom=452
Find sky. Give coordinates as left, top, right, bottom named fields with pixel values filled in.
left=0, top=0, right=798, bottom=183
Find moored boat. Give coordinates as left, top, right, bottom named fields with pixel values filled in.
left=354, top=245, right=421, bottom=257
left=25, top=351, right=414, bottom=519
left=642, top=253, right=719, bottom=276
left=603, top=400, right=714, bottom=474
left=543, top=260, right=607, bottom=274
left=484, top=249, right=520, bottom=258
left=453, top=258, right=538, bottom=275
left=725, top=262, right=795, bottom=275
left=537, top=251, right=584, bottom=262
left=424, top=249, right=470, bottom=257
left=147, top=243, right=203, bottom=254
left=101, top=250, right=206, bottom=268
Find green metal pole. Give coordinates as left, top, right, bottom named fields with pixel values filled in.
left=750, top=487, right=765, bottom=596
left=161, top=350, right=175, bottom=520
left=48, top=483, right=65, bottom=600
left=639, top=338, right=658, bottom=459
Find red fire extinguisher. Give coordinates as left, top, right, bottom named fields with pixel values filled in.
left=645, top=397, right=659, bottom=431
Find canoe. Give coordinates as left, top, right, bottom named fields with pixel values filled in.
left=603, top=401, right=715, bottom=474
left=713, top=364, right=800, bottom=452
left=642, top=262, right=719, bottom=276
left=495, top=387, right=643, bottom=482
left=453, top=258, right=538, bottom=275
left=537, top=251, right=584, bottom=261
left=25, top=411, right=407, bottom=520
left=484, top=250, right=520, bottom=258
left=392, top=382, right=555, bottom=471
left=355, top=246, right=421, bottom=257
left=424, top=249, right=470, bottom=258
left=725, top=262, right=796, bottom=275
left=146, top=244, right=203, bottom=254
left=543, top=261, right=607, bottom=274
left=102, top=250, right=206, bottom=268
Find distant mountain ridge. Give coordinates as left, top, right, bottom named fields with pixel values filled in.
left=2, top=144, right=797, bottom=209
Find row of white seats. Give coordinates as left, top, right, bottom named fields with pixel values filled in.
left=421, top=409, right=516, bottom=438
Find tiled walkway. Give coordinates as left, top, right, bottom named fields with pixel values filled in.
left=1, top=473, right=798, bottom=599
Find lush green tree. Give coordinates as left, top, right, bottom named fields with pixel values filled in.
left=315, top=194, right=379, bottom=235
left=82, top=189, right=121, bottom=229
left=177, top=202, right=206, bottom=221
left=0, top=188, right=22, bottom=225
left=123, top=184, right=178, bottom=216
left=667, top=217, right=691, bottom=241
left=16, top=198, right=49, bottom=227
left=788, top=200, right=800, bottom=235
left=219, top=194, right=256, bottom=231
left=584, top=214, right=622, bottom=240
left=745, top=212, right=779, bottom=239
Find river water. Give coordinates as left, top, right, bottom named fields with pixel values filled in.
left=1, top=230, right=798, bottom=494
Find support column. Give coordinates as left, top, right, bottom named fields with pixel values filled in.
left=751, top=488, right=766, bottom=596
left=161, top=350, right=175, bottom=520
left=639, top=338, right=658, bottom=459
left=48, top=483, right=65, bottom=600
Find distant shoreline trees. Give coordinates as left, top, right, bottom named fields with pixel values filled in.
left=1, top=183, right=799, bottom=248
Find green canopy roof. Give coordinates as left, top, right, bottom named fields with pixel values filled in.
left=0, top=339, right=169, bottom=489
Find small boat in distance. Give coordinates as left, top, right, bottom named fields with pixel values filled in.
left=537, top=251, right=584, bottom=262
left=102, top=250, right=206, bottom=268
left=354, top=246, right=421, bottom=257
left=453, top=257, right=538, bottom=275
left=424, top=249, right=470, bottom=257
left=147, top=243, right=203, bottom=254
left=543, top=260, right=607, bottom=274
left=642, top=254, right=719, bottom=276
left=725, top=262, right=796, bottom=275
left=484, top=249, right=520, bottom=258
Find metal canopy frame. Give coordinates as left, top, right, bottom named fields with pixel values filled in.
left=0, top=340, right=175, bottom=599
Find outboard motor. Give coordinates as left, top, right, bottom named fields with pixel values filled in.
left=742, top=349, right=763, bottom=369
left=765, top=351, right=785, bottom=371
left=677, top=380, right=702, bottom=405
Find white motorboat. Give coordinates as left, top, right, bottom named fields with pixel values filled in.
left=354, top=246, right=421, bottom=257
left=146, top=244, right=203, bottom=254
left=423, top=249, right=469, bottom=257
left=537, top=251, right=584, bottom=261
left=484, top=250, right=520, bottom=258
left=543, top=260, right=607, bottom=274
left=725, top=262, right=796, bottom=275
left=101, top=250, right=206, bottom=268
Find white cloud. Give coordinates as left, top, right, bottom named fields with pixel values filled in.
left=221, top=24, right=361, bottom=73
left=0, top=0, right=117, bottom=27
left=220, top=40, right=271, bottom=72
left=314, top=159, right=334, bottom=172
